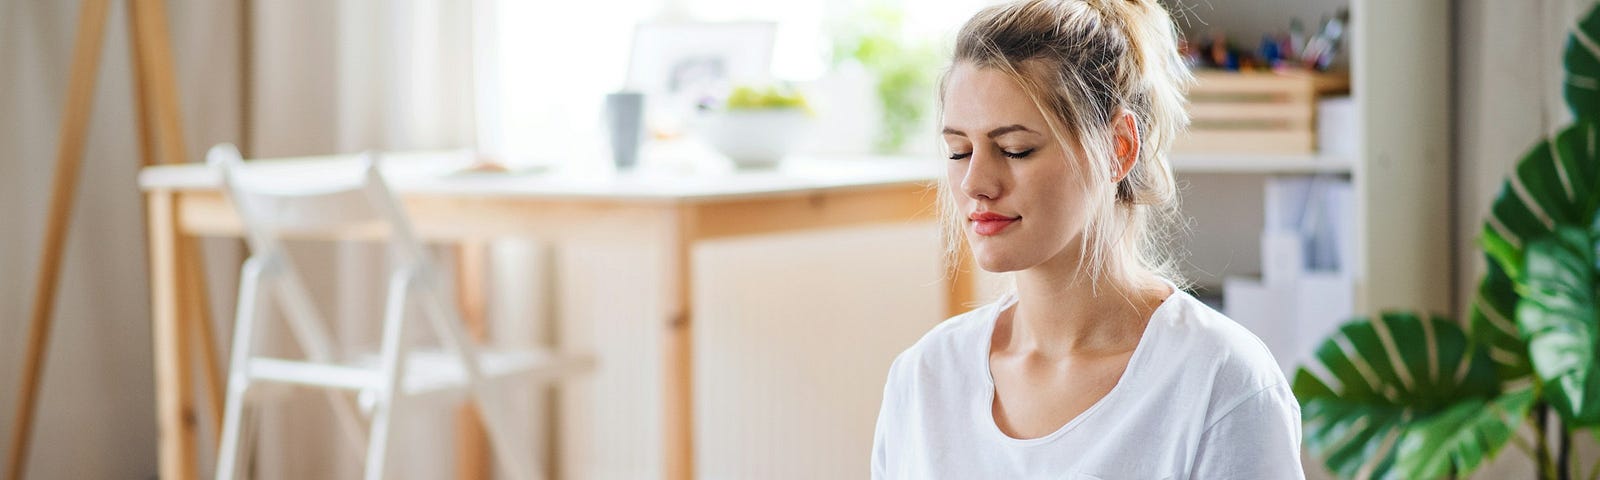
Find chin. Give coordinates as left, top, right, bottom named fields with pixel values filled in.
left=970, top=244, right=1037, bottom=273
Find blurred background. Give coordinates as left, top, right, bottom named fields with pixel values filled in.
left=0, top=0, right=1591, bottom=478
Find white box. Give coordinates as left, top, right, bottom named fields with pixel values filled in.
left=1317, top=96, right=1357, bottom=157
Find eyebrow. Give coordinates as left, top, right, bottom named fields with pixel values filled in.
left=941, top=124, right=1039, bottom=138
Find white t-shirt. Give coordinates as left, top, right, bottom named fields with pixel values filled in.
left=872, top=287, right=1304, bottom=479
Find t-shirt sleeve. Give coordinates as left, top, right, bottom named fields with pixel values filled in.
left=872, top=395, right=889, bottom=480
left=871, top=351, right=906, bottom=480
left=1189, top=382, right=1305, bottom=479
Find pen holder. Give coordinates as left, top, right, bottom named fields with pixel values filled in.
left=605, top=92, right=646, bottom=170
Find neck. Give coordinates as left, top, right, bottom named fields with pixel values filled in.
left=1002, top=245, right=1168, bottom=358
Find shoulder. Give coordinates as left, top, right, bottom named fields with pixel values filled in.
left=1148, top=291, right=1294, bottom=425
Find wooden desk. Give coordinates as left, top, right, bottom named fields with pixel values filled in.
left=137, top=152, right=976, bottom=480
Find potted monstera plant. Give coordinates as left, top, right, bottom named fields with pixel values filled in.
left=1296, top=5, right=1600, bottom=479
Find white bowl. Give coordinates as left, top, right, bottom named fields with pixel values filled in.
left=698, top=109, right=810, bottom=169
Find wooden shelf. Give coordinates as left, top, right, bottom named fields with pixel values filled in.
left=1170, top=152, right=1352, bottom=174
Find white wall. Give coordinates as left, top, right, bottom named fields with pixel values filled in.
left=0, top=0, right=241, bottom=478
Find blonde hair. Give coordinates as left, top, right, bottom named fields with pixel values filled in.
left=939, top=0, right=1193, bottom=293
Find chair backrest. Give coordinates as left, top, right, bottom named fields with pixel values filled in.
left=206, top=144, right=425, bottom=266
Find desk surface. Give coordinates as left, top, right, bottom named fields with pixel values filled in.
left=138, top=150, right=943, bottom=203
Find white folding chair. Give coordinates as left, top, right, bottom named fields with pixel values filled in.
left=208, top=143, right=576, bottom=480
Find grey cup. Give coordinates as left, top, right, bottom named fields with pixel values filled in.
left=604, top=92, right=645, bottom=170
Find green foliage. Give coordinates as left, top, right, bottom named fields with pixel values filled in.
left=1469, top=256, right=1530, bottom=383
left=1396, top=387, right=1536, bottom=479
left=831, top=3, right=941, bottom=153
left=1479, top=118, right=1600, bottom=431
left=1301, top=4, right=1600, bottom=478
left=725, top=85, right=810, bottom=112
left=1518, top=225, right=1600, bottom=425
left=1294, top=313, right=1510, bottom=479
left=1564, top=3, right=1600, bottom=120
left=1480, top=121, right=1600, bottom=284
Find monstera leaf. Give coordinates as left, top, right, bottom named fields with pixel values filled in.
left=1565, top=3, right=1600, bottom=120
left=1518, top=225, right=1600, bottom=424
left=1465, top=254, right=1529, bottom=382
left=1295, top=312, right=1513, bottom=479
left=1469, top=256, right=1532, bottom=383
left=1481, top=120, right=1600, bottom=278
left=1394, top=387, right=1537, bottom=479
left=1478, top=120, right=1600, bottom=422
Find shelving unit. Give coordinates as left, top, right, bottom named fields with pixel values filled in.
left=1168, top=0, right=1451, bottom=320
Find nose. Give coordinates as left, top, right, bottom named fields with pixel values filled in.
left=959, top=149, right=1005, bottom=201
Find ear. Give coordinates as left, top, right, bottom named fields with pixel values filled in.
left=1111, top=110, right=1139, bottom=183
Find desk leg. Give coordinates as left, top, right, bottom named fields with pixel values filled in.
left=664, top=208, right=695, bottom=480
left=177, top=235, right=226, bottom=443
left=454, top=242, right=492, bottom=480
left=148, top=191, right=198, bottom=480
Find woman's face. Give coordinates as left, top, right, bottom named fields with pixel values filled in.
left=942, top=63, right=1100, bottom=273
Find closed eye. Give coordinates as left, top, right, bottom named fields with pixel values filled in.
left=948, top=152, right=972, bottom=160
left=1003, top=148, right=1035, bottom=159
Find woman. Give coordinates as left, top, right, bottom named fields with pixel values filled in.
left=871, top=0, right=1303, bottom=478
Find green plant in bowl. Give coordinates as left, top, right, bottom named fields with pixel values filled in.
left=699, top=85, right=813, bottom=169
left=725, top=85, right=811, bottom=112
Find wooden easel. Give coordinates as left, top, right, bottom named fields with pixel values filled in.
left=6, top=0, right=226, bottom=479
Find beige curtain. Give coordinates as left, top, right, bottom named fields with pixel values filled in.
left=1453, top=0, right=1589, bottom=315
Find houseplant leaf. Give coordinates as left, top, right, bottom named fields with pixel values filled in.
left=1481, top=120, right=1600, bottom=282
left=1564, top=2, right=1600, bottom=121
left=1469, top=255, right=1532, bottom=383
left=1517, top=224, right=1600, bottom=425
left=1295, top=312, right=1501, bottom=479
left=1393, top=387, right=1536, bottom=479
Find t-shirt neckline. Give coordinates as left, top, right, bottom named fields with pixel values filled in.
left=978, top=281, right=1183, bottom=445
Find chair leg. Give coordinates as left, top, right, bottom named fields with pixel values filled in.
left=217, top=257, right=271, bottom=480
left=213, top=374, right=250, bottom=480
left=364, top=267, right=416, bottom=480
left=235, top=394, right=263, bottom=480
left=362, top=393, right=401, bottom=480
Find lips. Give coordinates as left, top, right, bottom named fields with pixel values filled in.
left=968, top=211, right=1020, bottom=236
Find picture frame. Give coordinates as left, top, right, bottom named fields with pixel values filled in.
left=624, top=21, right=777, bottom=138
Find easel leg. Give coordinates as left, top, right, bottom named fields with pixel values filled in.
left=127, top=0, right=187, bottom=168
left=180, top=237, right=227, bottom=440
left=149, top=191, right=199, bottom=480
left=4, top=1, right=112, bottom=479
